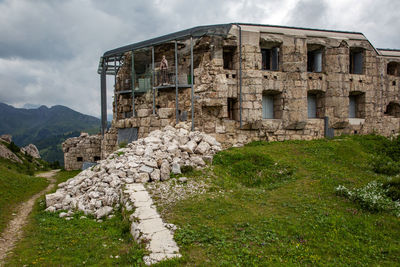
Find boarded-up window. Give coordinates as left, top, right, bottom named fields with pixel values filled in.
left=262, top=91, right=282, bottom=119
left=262, top=94, right=274, bottom=119
left=307, top=49, right=323, bottom=72
left=350, top=48, right=364, bottom=74
left=308, top=94, right=317, bottom=118
left=349, top=96, right=357, bottom=118
left=349, top=92, right=365, bottom=118
left=307, top=90, right=325, bottom=118
left=261, top=47, right=279, bottom=71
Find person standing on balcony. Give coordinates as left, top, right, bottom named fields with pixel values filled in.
left=160, top=55, right=168, bottom=85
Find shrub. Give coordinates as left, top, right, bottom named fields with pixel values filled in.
left=383, top=176, right=400, bottom=201
left=7, top=142, right=20, bottom=153
left=335, top=181, right=400, bottom=217
left=371, top=155, right=400, bottom=175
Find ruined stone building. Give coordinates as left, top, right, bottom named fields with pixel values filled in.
left=62, top=133, right=102, bottom=170
left=64, top=23, right=400, bottom=170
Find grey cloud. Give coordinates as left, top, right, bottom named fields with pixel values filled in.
left=284, top=0, right=328, bottom=28
left=0, top=0, right=398, bottom=118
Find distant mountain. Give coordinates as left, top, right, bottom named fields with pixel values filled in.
left=23, top=103, right=42, bottom=109
left=0, top=102, right=101, bottom=165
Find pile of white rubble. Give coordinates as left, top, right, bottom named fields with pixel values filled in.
left=45, top=125, right=221, bottom=218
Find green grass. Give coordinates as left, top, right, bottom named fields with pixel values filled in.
left=166, top=135, right=400, bottom=266
left=0, top=158, right=49, bottom=233
left=5, top=135, right=400, bottom=266
left=5, top=170, right=146, bottom=266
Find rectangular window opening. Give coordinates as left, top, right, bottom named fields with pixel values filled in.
left=307, top=48, right=323, bottom=72
left=227, top=98, right=238, bottom=120
left=350, top=48, right=364, bottom=74
left=223, top=47, right=236, bottom=70
left=262, top=92, right=282, bottom=119
left=77, top=157, right=83, bottom=162
left=261, top=47, right=280, bottom=71
left=307, top=91, right=325, bottom=118
left=349, top=92, right=365, bottom=118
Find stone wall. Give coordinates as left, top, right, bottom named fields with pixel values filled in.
left=62, top=133, right=102, bottom=171
left=100, top=24, right=400, bottom=156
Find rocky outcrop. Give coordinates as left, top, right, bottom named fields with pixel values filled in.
left=0, top=134, right=12, bottom=143
left=21, top=144, right=41, bottom=159
left=0, top=143, right=22, bottom=163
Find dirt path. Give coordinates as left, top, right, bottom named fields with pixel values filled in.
left=0, top=169, right=60, bottom=265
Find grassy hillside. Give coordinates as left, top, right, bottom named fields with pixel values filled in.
left=0, top=102, right=101, bottom=164
left=6, top=171, right=146, bottom=266
left=0, top=157, right=49, bottom=233
left=5, top=135, right=400, bottom=266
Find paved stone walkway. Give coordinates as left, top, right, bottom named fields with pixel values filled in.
left=123, top=183, right=181, bottom=265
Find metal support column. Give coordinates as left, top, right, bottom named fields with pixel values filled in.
left=152, top=46, right=155, bottom=115
left=238, top=24, right=243, bottom=128
left=100, top=62, right=107, bottom=136
left=114, top=57, right=117, bottom=120
left=175, top=40, right=179, bottom=123
left=190, top=36, right=194, bottom=131
left=131, top=50, right=135, bottom=117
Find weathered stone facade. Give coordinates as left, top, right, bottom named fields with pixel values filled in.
left=62, top=133, right=102, bottom=171
left=98, top=24, right=399, bottom=158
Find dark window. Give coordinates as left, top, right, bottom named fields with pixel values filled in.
left=387, top=62, right=400, bottom=76
left=77, top=157, right=83, bottom=162
left=94, top=156, right=101, bottom=161
left=261, top=47, right=279, bottom=71
left=227, top=98, right=238, bottom=120
left=223, top=47, right=235, bottom=70
left=307, top=49, right=323, bottom=72
left=350, top=48, right=364, bottom=74
left=385, top=102, right=400, bottom=117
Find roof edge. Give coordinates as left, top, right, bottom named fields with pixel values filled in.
left=234, top=23, right=364, bottom=36
left=103, top=23, right=233, bottom=57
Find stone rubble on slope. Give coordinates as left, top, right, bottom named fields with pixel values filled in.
left=45, top=125, right=221, bottom=216
left=44, top=124, right=221, bottom=264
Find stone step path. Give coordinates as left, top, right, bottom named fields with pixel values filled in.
left=123, top=183, right=181, bottom=265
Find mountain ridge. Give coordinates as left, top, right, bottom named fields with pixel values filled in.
left=0, top=102, right=101, bottom=165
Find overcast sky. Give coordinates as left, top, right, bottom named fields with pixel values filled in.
left=0, top=0, right=399, bottom=117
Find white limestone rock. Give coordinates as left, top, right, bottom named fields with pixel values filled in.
left=95, top=206, right=113, bottom=219
left=195, top=141, right=210, bottom=155
left=171, top=163, right=181, bottom=174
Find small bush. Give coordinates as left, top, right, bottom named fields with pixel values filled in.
left=181, top=165, right=194, bottom=174
left=7, top=142, right=20, bottom=153
left=383, top=176, right=400, bottom=201
left=336, top=181, right=400, bottom=217
left=371, top=155, right=400, bottom=175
